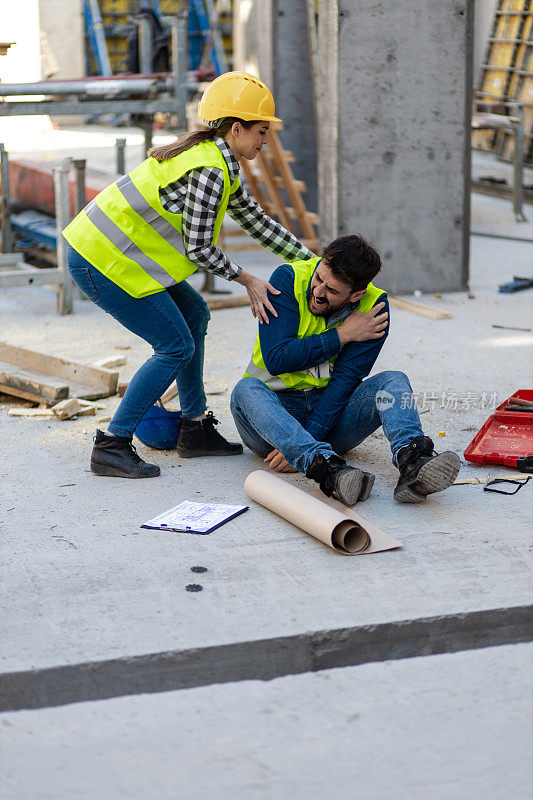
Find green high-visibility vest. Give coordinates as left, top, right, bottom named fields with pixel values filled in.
left=244, top=257, right=386, bottom=391
left=63, top=140, right=239, bottom=298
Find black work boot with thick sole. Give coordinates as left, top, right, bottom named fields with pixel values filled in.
left=394, top=435, right=460, bottom=503
left=177, top=411, right=243, bottom=458
left=306, top=453, right=375, bottom=506
left=91, top=429, right=161, bottom=478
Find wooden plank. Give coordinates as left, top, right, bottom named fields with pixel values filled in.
left=0, top=342, right=119, bottom=399
left=92, top=355, right=126, bottom=369
left=0, top=364, right=70, bottom=404
left=205, top=295, right=250, bottom=311
left=389, top=297, right=452, bottom=320
left=7, top=407, right=54, bottom=417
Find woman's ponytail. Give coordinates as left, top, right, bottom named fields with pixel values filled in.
left=148, top=128, right=216, bottom=161
left=148, top=117, right=258, bottom=162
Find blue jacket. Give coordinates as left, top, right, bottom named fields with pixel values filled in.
left=258, top=263, right=389, bottom=440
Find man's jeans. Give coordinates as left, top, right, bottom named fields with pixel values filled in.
left=67, top=245, right=210, bottom=437
left=230, top=371, right=424, bottom=474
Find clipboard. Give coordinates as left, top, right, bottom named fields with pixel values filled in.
left=141, top=500, right=248, bottom=535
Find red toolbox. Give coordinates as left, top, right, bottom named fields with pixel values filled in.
left=464, top=390, right=533, bottom=471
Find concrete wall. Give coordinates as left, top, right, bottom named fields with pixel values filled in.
left=233, top=0, right=318, bottom=214
left=269, top=0, right=317, bottom=213
left=38, top=0, right=84, bottom=79
left=318, top=0, right=473, bottom=294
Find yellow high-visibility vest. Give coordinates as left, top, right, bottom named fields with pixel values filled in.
left=244, top=257, right=386, bottom=391
left=63, top=140, right=239, bottom=298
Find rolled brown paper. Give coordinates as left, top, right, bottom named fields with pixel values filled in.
left=244, top=470, right=402, bottom=555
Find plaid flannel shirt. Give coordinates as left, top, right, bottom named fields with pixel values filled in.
left=158, top=137, right=314, bottom=281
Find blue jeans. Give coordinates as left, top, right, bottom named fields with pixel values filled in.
left=230, top=371, right=424, bottom=474
left=67, top=245, right=209, bottom=437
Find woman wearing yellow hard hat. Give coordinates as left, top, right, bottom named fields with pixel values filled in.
left=63, top=71, right=314, bottom=478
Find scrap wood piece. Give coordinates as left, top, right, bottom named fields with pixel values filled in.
left=52, top=398, right=84, bottom=420
left=7, top=407, right=54, bottom=417
left=389, top=297, right=452, bottom=320
left=205, top=295, right=250, bottom=311
left=50, top=398, right=97, bottom=420
left=76, top=399, right=97, bottom=416
left=0, top=342, right=119, bottom=404
left=92, top=355, right=127, bottom=369
left=161, top=384, right=178, bottom=403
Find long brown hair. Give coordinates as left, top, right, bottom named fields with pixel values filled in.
left=149, top=117, right=259, bottom=162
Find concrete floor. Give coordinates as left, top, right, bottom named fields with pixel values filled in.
left=1, top=644, right=531, bottom=800
left=0, top=123, right=532, bottom=797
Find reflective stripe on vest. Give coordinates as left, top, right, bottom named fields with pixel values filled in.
left=84, top=199, right=177, bottom=289
left=63, top=140, right=239, bottom=298
left=244, top=257, right=386, bottom=392
left=115, top=175, right=186, bottom=253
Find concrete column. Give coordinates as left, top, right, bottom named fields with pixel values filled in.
left=269, top=0, right=317, bottom=213
left=318, top=0, right=474, bottom=294
left=38, top=0, right=84, bottom=79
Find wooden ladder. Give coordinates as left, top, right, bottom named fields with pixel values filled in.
left=224, top=124, right=318, bottom=253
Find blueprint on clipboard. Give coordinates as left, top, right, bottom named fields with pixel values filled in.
left=141, top=500, right=248, bottom=534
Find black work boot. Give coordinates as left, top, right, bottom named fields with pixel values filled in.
left=394, top=435, right=460, bottom=503
left=91, top=430, right=161, bottom=478
left=306, top=453, right=375, bottom=506
left=177, top=411, right=243, bottom=458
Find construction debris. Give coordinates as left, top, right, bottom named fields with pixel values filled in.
left=205, top=295, right=251, bottom=311
left=388, top=297, right=452, bottom=320
left=92, top=355, right=127, bottom=369
left=51, top=398, right=85, bottom=420
left=0, top=342, right=119, bottom=404
left=7, top=407, right=53, bottom=417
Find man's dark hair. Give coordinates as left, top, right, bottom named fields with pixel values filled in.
left=321, top=234, right=382, bottom=291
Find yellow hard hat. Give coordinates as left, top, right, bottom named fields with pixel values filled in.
left=198, top=71, right=282, bottom=124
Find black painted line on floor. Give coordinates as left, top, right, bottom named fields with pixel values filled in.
left=1, top=605, right=531, bottom=713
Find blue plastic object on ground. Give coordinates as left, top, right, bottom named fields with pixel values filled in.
left=134, top=401, right=182, bottom=450
left=11, top=211, right=57, bottom=249
left=498, top=275, right=533, bottom=293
